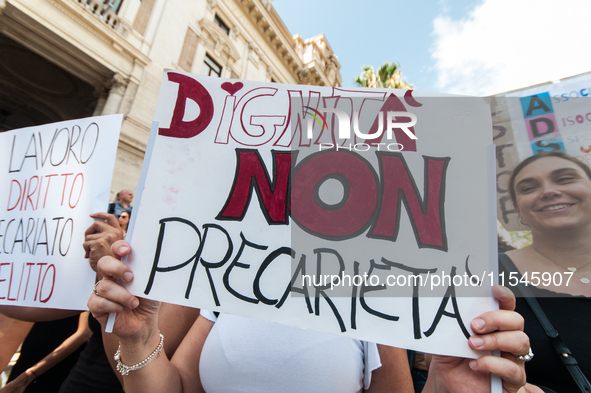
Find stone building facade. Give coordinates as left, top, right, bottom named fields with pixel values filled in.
left=0, top=0, right=342, bottom=198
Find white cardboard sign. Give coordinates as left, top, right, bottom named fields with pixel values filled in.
left=127, top=70, right=496, bottom=358
left=0, top=115, right=122, bottom=309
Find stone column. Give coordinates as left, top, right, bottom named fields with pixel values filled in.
left=141, top=0, right=167, bottom=54
left=101, top=73, right=128, bottom=115
left=241, top=42, right=251, bottom=78
left=92, top=85, right=108, bottom=116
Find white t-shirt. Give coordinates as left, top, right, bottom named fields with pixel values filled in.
left=199, top=311, right=381, bottom=393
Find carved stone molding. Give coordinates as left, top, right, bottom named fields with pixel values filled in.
left=229, top=26, right=239, bottom=40
left=198, top=18, right=240, bottom=62
left=237, top=0, right=309, bottom=82
left=106, top=73, right=129, bottom=96
left=214, top=39, right=223, bottom=55
left=248, top=45, right=262, bottom=66
left=325, top=54, right=338, bottom=72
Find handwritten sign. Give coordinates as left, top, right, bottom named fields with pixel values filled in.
left=0, top=115, right=122, bottom=309
left=127, top=70, right=496, bottom=358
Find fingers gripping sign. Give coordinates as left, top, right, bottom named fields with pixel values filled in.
left=424, top=286, right=529, bottom=393
left=466, top=286, right=529, bottom=392
left=87, top=240, right=161, bottom=339
left=83, top=212, right=125, bottom=272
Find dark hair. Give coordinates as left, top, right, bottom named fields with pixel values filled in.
left=119, top=209, right=131, bottom=219
left=508, top=151, right=591, bottom=206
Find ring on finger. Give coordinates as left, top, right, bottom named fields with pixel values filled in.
left=516, top=347, right=534, bottom=362
left=93, top=279, right=104, bottom=297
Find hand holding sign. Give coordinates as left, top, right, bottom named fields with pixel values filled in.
left=129, top=71, right=499, bottom=359
left=424, top=286, right=529, bottom=393
left=114, top=71, right=512, bottom=391
left=88, top=241, right=160, bottom=341
left=83, top=212, right=125, bottom=273
left=87, top=245, right=529, bottom=393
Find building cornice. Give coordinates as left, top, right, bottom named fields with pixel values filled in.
left=1, top=0, right=149, bottom=86
left=236, top=0, right=304, bottom=80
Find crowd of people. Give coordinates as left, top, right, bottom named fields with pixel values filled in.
left=1, top=152, right=590, bottom=392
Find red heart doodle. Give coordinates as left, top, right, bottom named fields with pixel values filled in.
left=221, top=82, right=244, bottom=96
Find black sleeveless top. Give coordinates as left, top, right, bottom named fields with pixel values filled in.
left=58, top=313, right=124, bottom=393
left=8, top=315, right=84, bottom=393
left=500, top=254, right=591, bottom=392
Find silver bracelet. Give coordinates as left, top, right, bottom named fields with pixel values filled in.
left=114, top=333, right=164, bottom=376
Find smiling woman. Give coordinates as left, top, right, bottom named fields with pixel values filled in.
left=510, top=153, right=591, bottom=234
left=502, top=151, right=591, bottom=392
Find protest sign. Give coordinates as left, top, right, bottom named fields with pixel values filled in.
left=0, top=115, right=122, bottom=309
left=126, top=70, right=496, bottom=358
left=492, top=73, right=591, bottom=230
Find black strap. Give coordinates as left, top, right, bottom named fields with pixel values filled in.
left=499, top=254, right=591, bottom=393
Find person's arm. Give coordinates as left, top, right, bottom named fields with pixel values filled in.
left=159, top=304, right=201, bottom=358
left=101, top=328, right=126, bottom=387
left=365, top=345, right=414, bottom=393
left=0, top=315, right=33, bottom=372
left=0, top=306, right=81, bottom=322
left=99, top=304, right=201, bottom=389
left=88, top=241, right=211, bottom=393
left=422, top=285, right=529, bottom=393
left=115, top=315, right=214, bottom=393
left=85, top=213, right=200, bottom=387
left=0, top=312, right=92, bottom=393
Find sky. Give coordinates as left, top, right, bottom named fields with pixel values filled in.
left=273, top=0, right=591, bottom=96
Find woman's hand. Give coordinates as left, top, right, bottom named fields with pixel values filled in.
left=88, top=241, right=188, bottom=393
left=83, top=213, right=125, bottom=273
left=87, top=240, right=160, bottom=342
left=424, top=285, right=529, bottom=393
